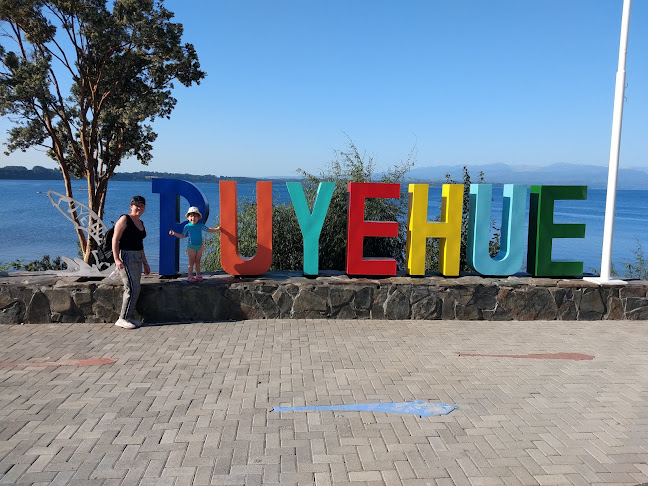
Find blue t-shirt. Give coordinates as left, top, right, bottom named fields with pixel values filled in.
left=182, top=223, right=209, bottom=247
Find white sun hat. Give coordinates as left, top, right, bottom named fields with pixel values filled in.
left=185, top=206, right=202, bottom=219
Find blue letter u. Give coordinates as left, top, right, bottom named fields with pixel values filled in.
left=468, top=184, right=527, bottom=276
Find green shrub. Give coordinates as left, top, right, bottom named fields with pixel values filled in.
left=299, top=139, right=414, bottom=271
left=203, top=138, right=414, bottom=272
left=202, top=143, right=507, bottom=275
left=0, top=255, right=67, bottom=272
left=619, top=238, right=648, bottom=280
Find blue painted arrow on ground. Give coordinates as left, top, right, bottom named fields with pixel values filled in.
left=272, top=400, right=457, bottom=417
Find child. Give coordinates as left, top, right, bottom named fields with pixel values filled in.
left=169, top=206, right=220, bottom=281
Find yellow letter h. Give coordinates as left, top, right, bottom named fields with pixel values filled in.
left=406, top=184, right=463, bottom=276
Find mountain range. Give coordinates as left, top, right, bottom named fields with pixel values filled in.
left=405, top=163, right=648, bottom=190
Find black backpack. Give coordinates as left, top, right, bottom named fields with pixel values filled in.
left=97, top=226, right=115, bottom=264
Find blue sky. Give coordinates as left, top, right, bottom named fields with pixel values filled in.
left=3, top=0, right=647, bottom=177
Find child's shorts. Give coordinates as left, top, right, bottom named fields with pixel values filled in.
left=187, top=244, right=203, bottom=252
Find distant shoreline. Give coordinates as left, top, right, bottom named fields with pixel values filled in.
left=3, top=164, right=648, bottom=189
left=0, top=165, right=301, bottom=183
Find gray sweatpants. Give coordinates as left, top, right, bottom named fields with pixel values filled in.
left=119, top=250, right=144, bottom=320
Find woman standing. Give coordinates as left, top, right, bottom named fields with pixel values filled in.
left=112, top=195, right=150, bottom=329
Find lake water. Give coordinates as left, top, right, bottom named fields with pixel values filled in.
left=1, top=179, right=647, bottom=275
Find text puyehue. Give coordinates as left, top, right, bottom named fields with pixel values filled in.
left=153, top=179, right=587, bottom=278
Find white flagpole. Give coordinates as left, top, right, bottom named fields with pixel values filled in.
left=584, top=0, right=631, bottom=286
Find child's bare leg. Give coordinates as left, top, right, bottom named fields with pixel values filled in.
left=187, top=248, right=197, bottom=277
left=195, top=248, right=204, bottom=276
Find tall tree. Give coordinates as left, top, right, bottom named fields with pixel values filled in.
left=0, top=0, right=205, bottom=262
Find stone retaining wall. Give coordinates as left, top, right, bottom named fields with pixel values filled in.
left=1, top=272, right=647, bottom=324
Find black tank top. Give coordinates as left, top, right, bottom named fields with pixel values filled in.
left=119, top=215, right=146, bottom=251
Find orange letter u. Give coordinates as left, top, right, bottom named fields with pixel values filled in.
left=219, top=181, right=273, bottom=276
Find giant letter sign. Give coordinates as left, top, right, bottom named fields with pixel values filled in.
left=468, top=184, right=527, bottom=276
left=286, top=182, right=335, bottom=276
left=406, top=184, right=462, bottom=276
left=527, top=185, right=587, bottom=277
left=219, top=181, right=273, bottom=276
left=346, top=182, right=400, bottom=276
left=152, top=178, right=209, bottom=276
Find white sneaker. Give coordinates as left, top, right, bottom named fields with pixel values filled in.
left=115, top=318, right=136, bottom=329
left=128, top=318, right=142, bottom=328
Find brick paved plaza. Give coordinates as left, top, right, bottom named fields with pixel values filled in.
left=1, top=319, right=646, bottom=486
